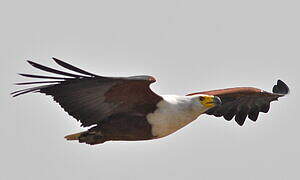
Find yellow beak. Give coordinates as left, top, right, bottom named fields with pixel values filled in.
left=200, top=96, right=222, bottom=108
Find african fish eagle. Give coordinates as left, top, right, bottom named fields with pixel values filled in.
left=12, top=58, right=289, bottom=145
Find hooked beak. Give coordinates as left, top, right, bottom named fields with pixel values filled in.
left=202, top=96, right=222, bottom=108
left=212, top=96, right=222, bottom=105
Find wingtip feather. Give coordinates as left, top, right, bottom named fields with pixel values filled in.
left=51, top=57, right=99, bottom=77
left=52, top=57, right=60, bottom=62
left=27, top=60, right=34, bottom=65
left=272, top=79, right=290, bottom=95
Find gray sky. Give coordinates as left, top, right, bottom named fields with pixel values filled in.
left=1, top=0, right=299, bottom=179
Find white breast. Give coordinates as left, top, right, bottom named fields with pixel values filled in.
left=146, top=95, right=208, bottom=138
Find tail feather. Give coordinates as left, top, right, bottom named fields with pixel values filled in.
left=64, top=130, right=106, bottom=145
left=65, top=131, right=85, bottom=140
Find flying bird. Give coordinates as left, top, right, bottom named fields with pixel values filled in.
left=12, top=58, right=289, bottom=145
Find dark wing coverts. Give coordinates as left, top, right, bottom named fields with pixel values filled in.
left=187, top=80, right=289, bottom=126
left=12, top=58, right=162, bottom=127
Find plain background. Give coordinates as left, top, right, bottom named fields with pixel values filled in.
left=1, top=0, right=299, bottom=179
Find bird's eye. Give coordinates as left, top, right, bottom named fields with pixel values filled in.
left=199, top=96, right=205, bottom=101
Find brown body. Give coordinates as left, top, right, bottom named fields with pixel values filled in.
left=69, top=114, right=154, bottom=144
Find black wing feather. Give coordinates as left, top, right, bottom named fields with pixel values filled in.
left=19, top=73, right=68, bottom=80
left=11, top=85, right=54, bottom=97
left=273, top=80, right=290, bottom=94
left=14, top=81, right=62, bottom=85
left=52, top=57, right=98, bottom=77
left=27, top=60, right=86, bottom=78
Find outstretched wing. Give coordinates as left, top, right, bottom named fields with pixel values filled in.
left=12, top=58, right=162, bottom=127
left=187, top=80, right=289, bottom=126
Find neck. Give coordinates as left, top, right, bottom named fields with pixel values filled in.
left=146, top=95, right=210, bottom=138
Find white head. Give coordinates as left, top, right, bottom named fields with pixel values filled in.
left=189, top=94, right=222, bottom=113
